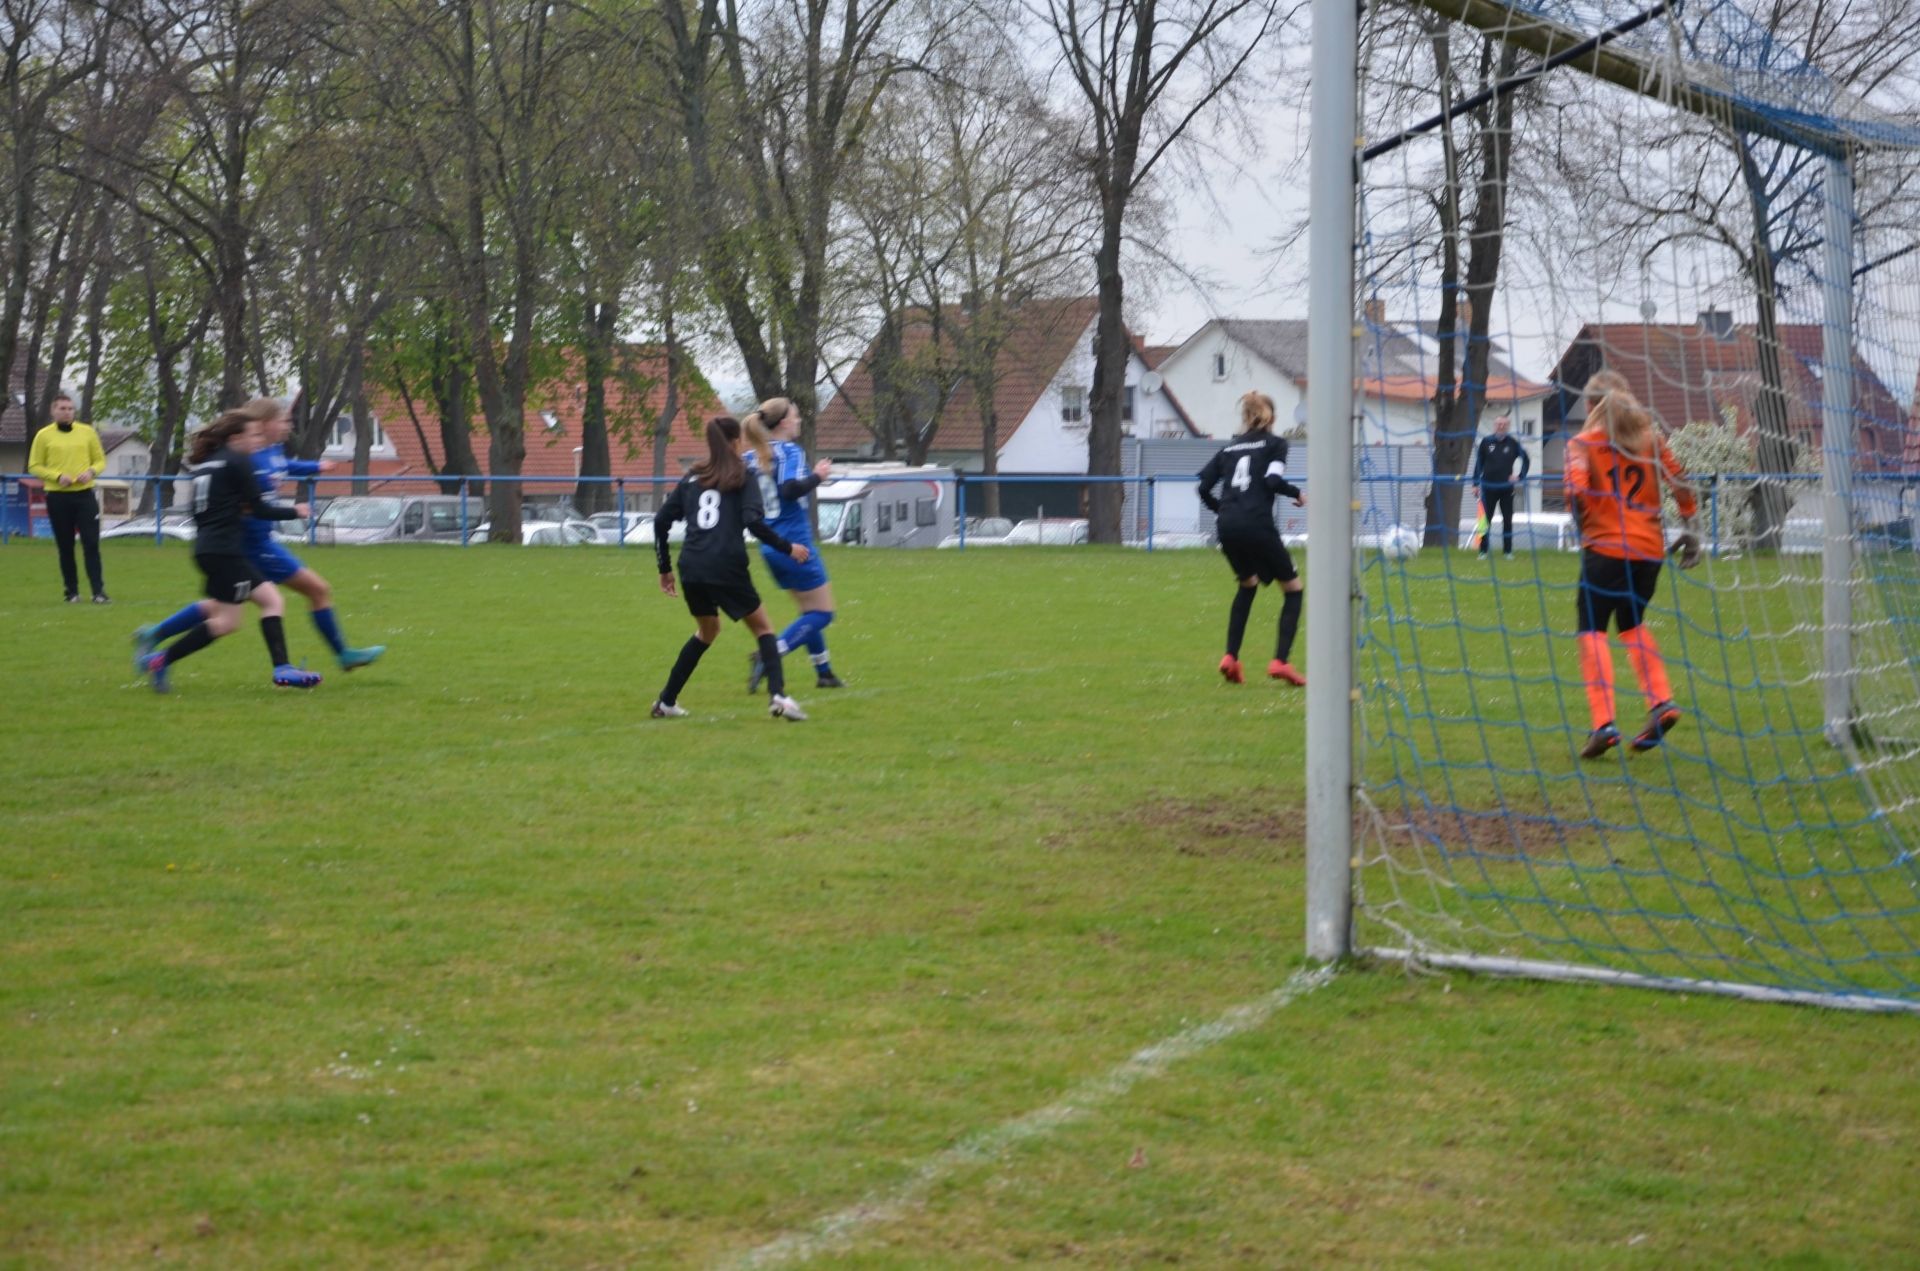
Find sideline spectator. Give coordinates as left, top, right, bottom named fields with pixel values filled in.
left=27, top=392, right=109, bottom=603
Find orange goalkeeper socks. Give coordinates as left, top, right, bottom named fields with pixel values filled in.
left=1620, top=626, right=1673, bottom=708
left=1577, top=631, right=1616, bottom=728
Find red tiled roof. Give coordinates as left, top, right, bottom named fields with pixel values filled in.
left=356, top=345, right=719, bottom=487
left=817, top=297, right=1102, bottom=455
left=1551, top=322, right=1910, bottom=472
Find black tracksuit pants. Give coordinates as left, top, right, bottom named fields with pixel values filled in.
left=1480, top=486, right=1516, bottom=555
left=46, top=488, right=104, bottom=597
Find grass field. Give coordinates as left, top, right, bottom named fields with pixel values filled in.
left=3, top=541, right=1918, bottom=1269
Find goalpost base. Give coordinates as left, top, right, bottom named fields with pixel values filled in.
left=1364, top=947, right=1920, bottom=1015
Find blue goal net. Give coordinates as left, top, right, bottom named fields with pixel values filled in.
left=1348, top=0, right=1920, bottom=1009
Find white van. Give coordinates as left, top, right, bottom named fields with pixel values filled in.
left=813, top=464, right=956, bottom=548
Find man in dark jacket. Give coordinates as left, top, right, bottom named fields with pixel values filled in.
left=1472, top=414, right=1530, bottom=558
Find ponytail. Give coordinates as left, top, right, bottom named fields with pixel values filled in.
left=690, top=416, right=747, bottom=492
left=188, top=397, right=280, bottom=464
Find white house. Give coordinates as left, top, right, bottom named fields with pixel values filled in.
left=815, top=296, right=1200, bottom=475
left=1157, top=316, right=1555, bottom=510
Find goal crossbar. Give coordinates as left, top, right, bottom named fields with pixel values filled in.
left=1401, top=0, right=1920, bottom=156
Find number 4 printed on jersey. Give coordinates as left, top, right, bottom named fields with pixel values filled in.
left=1231, top=454, right=1253, bottom=491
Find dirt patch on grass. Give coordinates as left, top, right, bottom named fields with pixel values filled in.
left=1130, top=799, right=1305, bottom=861
left=1087, top=795, right=1599, bottom=864
left=1368, top=801, right=1603, bottom=860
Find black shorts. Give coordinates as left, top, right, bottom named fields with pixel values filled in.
left=1221, top=534, right=1297, bottom=585
left=1576, top=551, right=1662, bottom=634
left=196, top=553, right=268, bottom=604
left=682, top=576, right=762, bottom=622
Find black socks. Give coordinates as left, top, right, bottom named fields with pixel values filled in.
left=163, top=622, right=216, bottom=666
left=261, top=615, right=289, bottom=667
left=661, top=635, right=711, bottom=706
left=757, top=633, right=784, bottom=698
left=1226, top=587, right=1256, bottom=658
left=1277, top=589, right=1302, bottom=663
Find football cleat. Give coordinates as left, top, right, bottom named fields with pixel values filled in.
left=815, top=671, right=847, bottom=689
left=91, top=593, right=111, bottom=604
left=143, top=651, right=171, bottom=694
left=1268, top=660, right=1306, bottom=686
left=651, top=700, right=688, bottom=718
left=273, top=663, right=323, bottom=690
left=769, top=694, right=808, bottom=721
left=746, top=649, right=767, bottom=694
left=1630, top=700, right=1683, bottom=752
left=1580, top=723, right=1622, bottom=760
left=339, top=645, right=385, bottom=671
left=1219, top=655, right=1245, bottom=685
left=132, top=625, right=161, bottom=669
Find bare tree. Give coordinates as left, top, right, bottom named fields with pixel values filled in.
left=1042, top=0, right=1287, bottom=542
left=656, top=0, right=950, bottom=457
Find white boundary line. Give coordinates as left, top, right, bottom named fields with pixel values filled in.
left=1367, top=947, right=1920, bottom=1015
left=715, top=965, right=1337, bottom=1270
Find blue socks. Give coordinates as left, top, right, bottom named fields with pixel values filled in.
left=311, top=607, right=346, bottom=655
left=152, top=603, right=204, bottom=643
left=776, top=610, right=832, bottom=655
left=777, top=610, right=835, bottom=676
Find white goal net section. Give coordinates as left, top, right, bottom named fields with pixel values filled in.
left=1340, top=0, right=1920, bottom=1010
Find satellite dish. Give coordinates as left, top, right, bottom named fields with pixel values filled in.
left=1293, top=401, right=1308, bottom=426
left=1639, top=299, right=1658, bottom=321
left=1140, top=370, right=1163, bottom=396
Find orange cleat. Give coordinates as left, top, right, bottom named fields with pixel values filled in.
left=1269, top=660, right=1306, bottom=686
left=1219, top=655, right=1245, bottom=685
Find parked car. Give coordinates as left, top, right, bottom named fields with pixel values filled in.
left=469, top=519, right=598, bottom=545
left=101, top=512, right=196, bottom=542
left=588, top=511, right=685, bottom=545
left=1004, top=517, right=1089, bottom=546
left=313, top=495, right=477, bottom=544
left=937, top=516, right=1017, bottom=548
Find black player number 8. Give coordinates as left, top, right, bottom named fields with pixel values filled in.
left=696, top=488, right=722, bottom=529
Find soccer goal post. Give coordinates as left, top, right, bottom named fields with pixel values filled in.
left=1304, top=0, right=1920, bottom=1011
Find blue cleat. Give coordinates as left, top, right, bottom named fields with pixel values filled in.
left=132, top=625, right=161, bottom=672
left=273, top=662, right=323, bottom=690
left=143, top=651, right=171, bottom=695
left=338, top=645, right=385, bottom=671
left=1580, top=722, right=1622, bottom=760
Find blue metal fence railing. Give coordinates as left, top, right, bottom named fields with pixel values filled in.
left=3, top=469, right=1886, bottom=552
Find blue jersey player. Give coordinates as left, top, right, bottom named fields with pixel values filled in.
left=246, top=404, right=383, bottom=670
left=741, top=397, right=844, bottom=691
left=136, top=398, right=383, bottom=674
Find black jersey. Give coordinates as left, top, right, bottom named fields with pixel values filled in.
left=654, top=471, right=794, bottom=585
left=1473, top=432, right=1530, bottom=487
left=1198, top=430, right=1300, bottom=539
left=187, top=445, right=298, bottom=557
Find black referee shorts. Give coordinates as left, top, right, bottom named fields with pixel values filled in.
left=196, top=553, right=268, bottom=605
left=681, top=576, right=763, bottom=622
left=1220, top=533, right=1298, bottom=585
left=1576, top=551, right=1663, bottom=634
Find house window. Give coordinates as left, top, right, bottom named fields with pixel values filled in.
left=1211, top=353, right=1227, bottom=380
left=330, top=414, right=386, bottom=451
left=1061, top=386, right=1086, bottom=422
left=1122, top=388, right=1134, bottom=423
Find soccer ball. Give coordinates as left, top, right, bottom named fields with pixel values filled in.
left=1379, top=525, right=1421, bottom=561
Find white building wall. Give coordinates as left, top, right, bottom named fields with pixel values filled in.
left=1157, top=321, right=1306, bottom=440
left=995, top=318, right=1190, bottom=474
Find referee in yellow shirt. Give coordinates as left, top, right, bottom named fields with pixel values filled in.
left=27, top=392, right=110, bottom=603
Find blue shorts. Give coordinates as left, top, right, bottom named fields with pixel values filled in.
left=247, top=537, right=305, bottom=584
left=760, top=541, right=829, bottom=592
